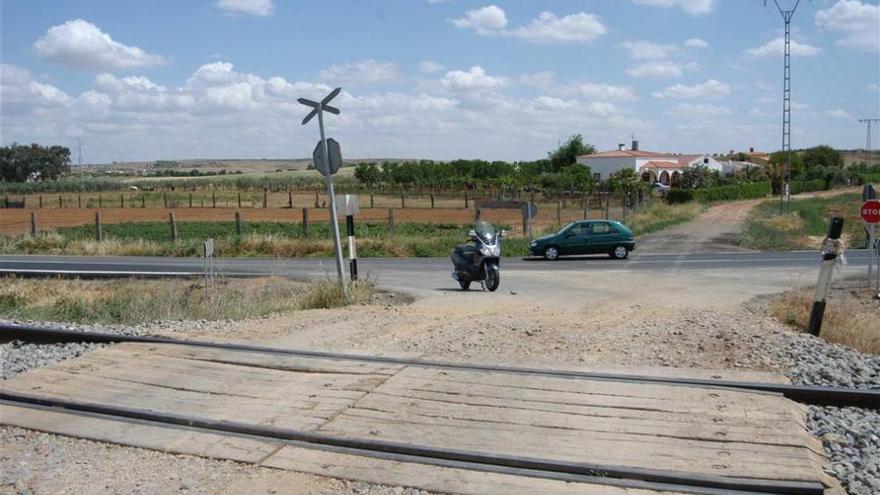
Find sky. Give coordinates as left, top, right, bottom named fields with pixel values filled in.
left=1, top=0, right=879, bottom=164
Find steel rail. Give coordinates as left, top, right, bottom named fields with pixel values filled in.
left=3, top=323, right=878, bottom=409
left=0, top=391, right=824, bottom=495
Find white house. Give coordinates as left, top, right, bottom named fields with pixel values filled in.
left=577, top=141, right=724, bottom=186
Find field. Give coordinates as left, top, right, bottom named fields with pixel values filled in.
left=0, top=202, right=700, bottom=258
left=737, top=193, right=872, bottom=250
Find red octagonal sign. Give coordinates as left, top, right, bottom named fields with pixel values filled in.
left=861, top=199, right=880, bottom=224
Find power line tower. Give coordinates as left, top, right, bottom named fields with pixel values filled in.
left=859, top=118, right=879, bottom=168
left=766, top=0, right=804, bottom=212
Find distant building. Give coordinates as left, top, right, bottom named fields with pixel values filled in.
left=577, top=140, right=723, bottom=186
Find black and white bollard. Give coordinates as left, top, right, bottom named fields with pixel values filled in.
left=346, top=214, right=358, bottom=281
left=807, top=216, right=844, bottom=337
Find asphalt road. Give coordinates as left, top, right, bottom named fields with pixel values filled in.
left=1, top=250, right=874, bottom=294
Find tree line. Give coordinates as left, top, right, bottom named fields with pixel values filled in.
left=1, top=144, right=71, bottom=182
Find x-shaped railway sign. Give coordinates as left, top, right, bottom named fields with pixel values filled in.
left=298, top=87, right=341, bottom=125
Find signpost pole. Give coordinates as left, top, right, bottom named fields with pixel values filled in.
left=317, top=109, right=346, bottom=289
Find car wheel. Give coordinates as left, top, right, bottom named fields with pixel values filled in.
left=611, top=245, right=629, bottom=259
left=543, top=246, right=560, bottom=261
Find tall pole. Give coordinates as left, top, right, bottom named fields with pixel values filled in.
left=77, top=138, right=83, bottom=175
left=859, top=119, right=879, bottom=168
left=769, top=0, right=801, bottom=213
left=318, top=109, right=346, bottom=286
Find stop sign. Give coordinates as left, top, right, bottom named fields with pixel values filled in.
left=861, top=199, right=880, bottom=224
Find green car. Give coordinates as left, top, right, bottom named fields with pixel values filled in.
left=529, top=220, right=635, bottom=260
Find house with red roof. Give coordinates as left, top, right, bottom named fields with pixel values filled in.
left=577, top=141, right=723, bottom=186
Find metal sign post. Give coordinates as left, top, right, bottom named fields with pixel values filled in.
left=336, top=195, right=360, bottom=280
left=807, top=217, right=844, bottom=337
left=299, top=88, right=346, bottom=290
left=859, top=199, right=880, bottom=293
left=203, top=238, right=215, bottom=300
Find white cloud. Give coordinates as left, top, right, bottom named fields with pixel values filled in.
left=631, top=0, right=715, bottom=15
left=452, top=6, right=606, bottom=44
left=451, top=5, right=507, bottom=34
left=869, top=84, right=879, bottom=92
left=320, top=59, right=399, bottom=84
left=441, top=66, right=507, bottom=91
left=815, top=0, right=879, bottom=52
left=518, top=71, right=556, bottom=88
left=652, top=79, right=730, bottom=99
left=826, top=109, right=854, bottom=119
left=576, top=83, right=637, bottom=101
left=508, top=11, right=606, bottom=44
left=626, top=61, right=696, bottom=78
left=1, top=64, right=73, bottom=115
left=666, top=103, right=731, bottom=118
left=684, top=38, right=710, bottom=49
left=755, top=96, right=776, bottom=105
left=419, top=61, right=446, bottom=74
left=621, top=40, right=679, bottom=60
left=215, top=0, right=273, bottom=16
left=746, top=37, right=821, bottom=58
left=748, top=108, right=768, bottom=117
left=33, top=19, right=167, bottom=71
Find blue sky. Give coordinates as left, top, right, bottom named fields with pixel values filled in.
left=2, top=0, right=878, bottom=164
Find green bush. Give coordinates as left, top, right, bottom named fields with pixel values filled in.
left=790, top=179, right=826, bottom=194
left=666, top=189, right=694, bottom=204
left=692, top=181, right=771, bottom=202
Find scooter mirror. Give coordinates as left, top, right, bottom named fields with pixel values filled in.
left=500, top=230, right=508, bottom=238
left=467, top=229, right=477, bottom=238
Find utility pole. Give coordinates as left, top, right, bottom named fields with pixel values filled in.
left=766, top=0, right=804, bottom=213
left=77, top=138, right=83, bottom=175
left=858, top=118, right=879, bottom=168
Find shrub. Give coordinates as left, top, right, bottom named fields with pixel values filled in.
left=666, top=189, right=694, bottom=204
left=790, top=179, right=826, bottom=194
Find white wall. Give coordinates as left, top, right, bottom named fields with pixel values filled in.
left=686, top=154, right=724, bottom=172
left=577, top=156, right=637, bottom=180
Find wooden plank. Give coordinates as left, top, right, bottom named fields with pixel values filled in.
left=0, top=403, right=282, bottom=464
left=318, top=411, right=827, bottom=484
left=262, top=445, right=688, bottom=495
left=349, top=391, right=823, bottom=453
left=380, top=369, right=807, bottom=423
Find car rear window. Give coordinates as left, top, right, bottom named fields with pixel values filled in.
left=591, top=223, right=612, bottom=234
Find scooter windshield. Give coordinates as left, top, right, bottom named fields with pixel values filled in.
left=474, top=221, right=497, bottom=243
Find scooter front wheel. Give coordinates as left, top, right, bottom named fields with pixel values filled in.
left=484, top=263, right=500, bottom=292
left=459, top=279, right=471, bottom=291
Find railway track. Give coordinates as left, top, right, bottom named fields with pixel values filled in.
left=3, top=323, right=878, bottom=410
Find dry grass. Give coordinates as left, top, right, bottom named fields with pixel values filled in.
left=0, top=276, right=377, bottom=325
left=770, top=287, right=880, bottom=354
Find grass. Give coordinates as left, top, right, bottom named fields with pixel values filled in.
left=0, top=276, right=376, bottom=325
left=770, top=285, right=880, bottom=355
left=737, top=193, right=870, bottom=250
left=0, top=203, right=701, bottom=258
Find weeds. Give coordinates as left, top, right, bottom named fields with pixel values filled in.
left=0, top=276, right=378, bottom=325
left=770, top=287, right=880, bottom=355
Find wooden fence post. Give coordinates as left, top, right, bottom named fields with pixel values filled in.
left=212, top=192, right=216, bottom=208
left=189, top=193, right=193, bottom=208
left=142, top=195, right=146, bottom=208
left=370, top=191, right=374, bottom=208
left=237, top=192, right=241, bottom=208
left=464, top=191, right=469, bottom=209
left=98, top=194, right=103, bottom=208
left=39, top=195, right=43, bottom=209
left=556, top=200, right=562, bottom=225
left=235, top=211, right=242, bottom=236
left=400, top=192, right=405, bottom=208
left=583, top=196, right=589, bottom=220
left=95, top=212, right=102, bottom=241
left=58, top=195, right=63, bottom=208
left=169, top=212, right=178, bottom=242
left=163, top=192, right=168, bottom=208
left=288, top=191, right=293, bottom=208
left=263, top=190, right=268, bottom=208
left=387, top=208, right=395, bottom=236
left=30, top=212, right=37, bottom=237
left=78, top=195, right=82, bottom=208
left=314, top=190, right=320, bottom=208
left=302, top=208, right=309, bottom=237
left=430, top=193, right=435, bottom=209
left=120, top=194, right=124, bottom=208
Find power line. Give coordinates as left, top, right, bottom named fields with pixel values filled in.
left=765, top=0, right=805, bottom=212
left=859, top=118, right=880, bottom=168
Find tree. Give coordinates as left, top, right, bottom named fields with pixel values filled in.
left=548, top=134, right=595, bottom=172
left=801, top=145, right=843, bottom=189
left=0, top=143, right=71, bottom=182
left=608, top=168, right=641, bottom=195
left=768, top=151, right=804, bottom=194
left=354, top=162, right=381, bottom=188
